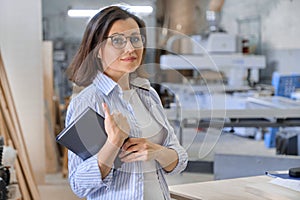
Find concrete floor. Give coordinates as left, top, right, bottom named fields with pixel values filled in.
left=38, top=172, right=214, bottom=200
left=38, top=128, right=275, bottom=199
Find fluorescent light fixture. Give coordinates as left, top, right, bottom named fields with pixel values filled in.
left=128, top=6, right=153, bottom=14
left=68, top=9, right=98, bottom=18
left=68, top=6, right=153, bottom=18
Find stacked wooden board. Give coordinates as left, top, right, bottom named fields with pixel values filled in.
left=0, top=51, right=40, bottom=199
left=43, top=41, right=61, bottom=174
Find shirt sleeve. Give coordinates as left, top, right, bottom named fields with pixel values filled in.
left=66, top=97, right=114, bottom=198
left=149, top=88, right=188, bottom=175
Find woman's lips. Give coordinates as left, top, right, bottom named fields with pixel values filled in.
left=121, top=57, right=137, bottom=62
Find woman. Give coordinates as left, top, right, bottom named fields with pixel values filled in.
left=65, top=5, right=188, bottom=200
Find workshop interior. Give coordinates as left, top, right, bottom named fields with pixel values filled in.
left=0, top=0, right=300, bottom=199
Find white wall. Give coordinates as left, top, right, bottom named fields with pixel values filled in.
left=263, top=0, right=300, bottom=49
left=221, top=0, right=300, bottom=75
left=0, top=0, right=45, bottom=184
left=222, top=0, right=300, bottom=50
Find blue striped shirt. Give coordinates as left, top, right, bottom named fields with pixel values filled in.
left=65, top=72, right=188, bottom=200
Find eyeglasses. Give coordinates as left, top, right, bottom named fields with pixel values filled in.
left=106, top=34, right=145, bottom=49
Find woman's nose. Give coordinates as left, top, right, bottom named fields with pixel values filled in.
left=124, top=39, right=135, bottom=52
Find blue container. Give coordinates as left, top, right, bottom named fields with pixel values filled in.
left=272, top=72, right=300, bottom=98
left=264, top=128, right=279, bottom=148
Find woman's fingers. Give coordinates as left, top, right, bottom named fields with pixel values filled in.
left=102, top=103, right=130, bottom=148
left=122, top=138, right=143, bottom=150
left=119, top=138, right=164, bottom=162
left=121, top=151, right=145, bottom=162
left=113, top=112, right=130, bottom=134
left=102, top=103, right=129, bottom=133
left=119, top=144, right=140, bottom=158
left=102, top=103, right=111, bottom=119
left=119, top=138, right=156, bottom=162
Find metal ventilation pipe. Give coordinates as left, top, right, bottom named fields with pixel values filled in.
left=162, top=0, right=204, bottom=35
left=206, top=0, right=225, bottom=32
left=158, top=0, right=206, bottom=53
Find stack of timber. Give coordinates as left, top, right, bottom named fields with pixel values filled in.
left=0, top=51, right=40, bottom=199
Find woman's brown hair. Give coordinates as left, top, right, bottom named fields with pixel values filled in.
left=66, top=6, right=147, bottom=87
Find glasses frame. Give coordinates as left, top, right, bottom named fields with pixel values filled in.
left=106, top=34, right=145, bottom=49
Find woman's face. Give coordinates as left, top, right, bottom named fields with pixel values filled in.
left=100, top=18, right=144, bottom=81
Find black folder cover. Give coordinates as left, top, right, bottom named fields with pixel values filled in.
left=56, top=107, right=122, bottom=168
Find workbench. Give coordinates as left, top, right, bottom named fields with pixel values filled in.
left=164, top=91, right=300, bottom=145
left=169, top=175, right=300, bottom=200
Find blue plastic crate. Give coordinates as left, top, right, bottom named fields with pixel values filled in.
left=272, top=72, right=300, bottom=98
left=264, top=127, right=279, bottom=148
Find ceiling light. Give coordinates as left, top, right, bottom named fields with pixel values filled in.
left=68, top=6, right=153, bottom=18
left=67, top=9, right=98, bottom=18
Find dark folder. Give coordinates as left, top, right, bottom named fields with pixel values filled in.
left=56, top=107, right=122, bottom=168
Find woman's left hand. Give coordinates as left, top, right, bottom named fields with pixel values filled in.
left=119, top=138, right=164, bottom=162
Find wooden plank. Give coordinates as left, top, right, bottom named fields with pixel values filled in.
left=54, top=96, right=63, bottom=136
left=15, top=158, right=31, bottom=200
left=0, top=108, right=9, bottom=145
left=43, top=41, right=60, bottom=173
left=0, top=51, right=40, bottom=199
left=62, top=147, right=68, bottom=178
left=0, top=93, right=34, bottom=200
left=0, top=54, right=32, bottom=171
left=0, top=112, right=26, bottom=199
left=0, top=105, right=6, bottom=139
left=43, top=41, right=55, bottom=135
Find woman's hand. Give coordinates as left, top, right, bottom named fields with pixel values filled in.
left=120, top=137, right=179, bottom=172
left=102, top=103, right=129, bottom=148
left=97, top=103, right=129, bottom=177
left=119, top=138, right=164, bottom=162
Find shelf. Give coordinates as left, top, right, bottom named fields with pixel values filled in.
left=160, top=54, right=266, bottom=70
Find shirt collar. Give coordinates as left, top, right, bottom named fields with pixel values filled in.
left=130, top=76, right=151, bottom=91
left=93, top=72, right=118, bottom=95
left=93, top=72, right=150, bottom=95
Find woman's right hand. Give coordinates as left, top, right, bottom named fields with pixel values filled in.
left=102, top=103, right=129, bottom=148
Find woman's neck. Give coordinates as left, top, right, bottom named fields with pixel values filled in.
left=108, top=73, right=129, bottom=90
left=103, top=71, right=130, bottom=90
left=117, top=75, right=130, bottom=90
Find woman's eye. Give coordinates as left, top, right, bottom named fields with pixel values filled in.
left=131, top=36, right=141, bottom=43
left=112, top=37, right=125, bottom=44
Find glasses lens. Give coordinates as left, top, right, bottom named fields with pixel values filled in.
left=111, top=35, right=127, bottom=49
left=109, top=34, right=145, bottom=49
left=130, top=35, right=145, bottom=48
